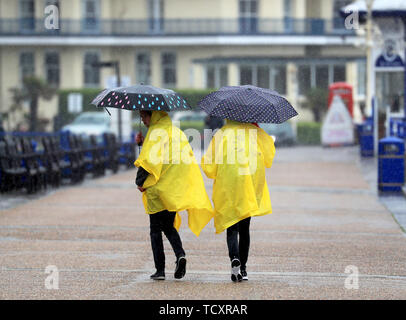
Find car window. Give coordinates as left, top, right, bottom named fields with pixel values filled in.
left=261, top=123, right=278, bottom=132
left=191, top=115, right=205, bottom=121
left=73, top=115, right=108, bottom=125
left=261, top=122, right=293, bottom=135
left=179, top=115, right=204, bottom=122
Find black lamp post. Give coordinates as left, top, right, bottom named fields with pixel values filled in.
left=92, top=61, right=123, bottom=142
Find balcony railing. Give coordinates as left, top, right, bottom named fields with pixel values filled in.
left=0, top=18, right=354, bottom=37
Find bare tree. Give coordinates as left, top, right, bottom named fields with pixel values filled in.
left=9, top=77, right=56, bottom=132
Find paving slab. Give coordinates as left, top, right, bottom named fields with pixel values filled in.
left=0, top=146, right=405, bottom=299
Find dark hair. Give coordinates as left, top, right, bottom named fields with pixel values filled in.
left=140, top=110, right=152, bottom=117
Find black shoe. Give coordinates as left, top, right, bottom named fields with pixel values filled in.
left=174, top=256, right=187, bottom=279
left=150, top=270, right=165, bottom=280
left=241, top=269, right=248, bottom=281
left=231, top=258, right=242, bottom=282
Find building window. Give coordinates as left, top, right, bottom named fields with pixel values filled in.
left=83, top=52, right=100, bottom=87
left=206, top=65, right=228, bottom=88
left=315, top=65, right=329, bottom=90
left=149, top=0, right=164, bottom=33
left=239, top=64, right=287, bottom=94
left=19, top=0, right=35, bottom=32
left=298, top=65, right=311, bottom=95
left=284, top=0, right=294, bottom=32
left=298, top=63, right=347, bottom=95
left=207, top=66, right=215, bottom=88
left=257, top=66, right=270, bottom=88
left=239, top=0, right=258, bottom=17
left=219, top=66, right=228, bottom=88
left=20, top=52, right=35, bottom=80
left=239, top=0, right=258, bottom=34
left=284, top=0, right=292, bottom=16
left=333, top=65, right=346, bottom=83
left=45, top=52, right=60, bottom=87
left=82, top=0, right=100, bottom=33
left=240, top=66, right=254, bottom=85
left=357, top=61, right=366, bottom=96
left=162, top=52, right=176, bottom=88
left=273, top=65, right=287, bottom=94
left=136, top=52, right=151, bottom=85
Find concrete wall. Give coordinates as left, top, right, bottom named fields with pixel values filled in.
left=0, top=0, right=19, bottom=18
left=109, top=0, right=148, bottom=19
left=295, top=0, right=306, bottom=19
left=165, top=0, right=236, bottom=19
left=259, top=0, right=283, bottom=19
left=306, top=0, right=322, bottom=18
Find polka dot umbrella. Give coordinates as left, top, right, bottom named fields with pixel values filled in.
left=91, top=84, right=192, bottom=113
left=198, top=85, right=298, bottom=124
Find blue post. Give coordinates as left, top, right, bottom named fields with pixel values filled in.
left=378, top=137, right=405, bottom=193
left=404, top=18, right=406, bottom=121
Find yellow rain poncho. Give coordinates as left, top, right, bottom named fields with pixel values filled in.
left=201, top=120, right=275, bottom=234
left=134, top=111, right=214, bottom=237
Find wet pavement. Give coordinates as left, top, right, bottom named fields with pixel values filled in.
left=0, top=146, right=405, bottom=299
left=357, top=153, right=406, bottom=233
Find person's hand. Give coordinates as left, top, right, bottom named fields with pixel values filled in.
left=135, top=132, right=144, bottom=146
left=137, top=186, right=146, bottom=192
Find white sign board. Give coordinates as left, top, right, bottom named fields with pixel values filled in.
left=67, top=93, right=83, bottom=113
left=321, top=95, right=354, bottom=146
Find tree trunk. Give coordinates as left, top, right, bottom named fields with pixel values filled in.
left=313, top=109, right=321, bottom=123
left=29, top=95, right=38, bottom=132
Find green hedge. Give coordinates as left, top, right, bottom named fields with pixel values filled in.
left=176, top=89, right=215, bottom=109
left=297, top=122, right=321, bottom=145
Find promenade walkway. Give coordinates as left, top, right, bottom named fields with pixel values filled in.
left=1, top=146, right=405, bottom=299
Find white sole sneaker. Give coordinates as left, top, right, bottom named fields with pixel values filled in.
left=231, top=258, right=242, bottom=282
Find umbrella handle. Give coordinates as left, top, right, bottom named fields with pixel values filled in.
left=138, top=116, right=142, bottom=154
left=104, top=107, right=111, bottom=116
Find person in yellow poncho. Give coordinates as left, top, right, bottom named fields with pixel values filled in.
left=201, top=120, right=275, bottom=282
left=135, top=110, right=214, bottom=281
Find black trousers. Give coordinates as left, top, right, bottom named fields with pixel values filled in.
left=149, top=210, right=185, bottom=272
left=226, top=217, right=251, bottom=270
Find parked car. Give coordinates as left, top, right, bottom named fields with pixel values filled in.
left=171, top=111, right=207, bottom=122
left=171, top=111, right=207, bottom=133
left=62, top=112, right=113, bottom=137
left=260, top=122, right=296, bottom=147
